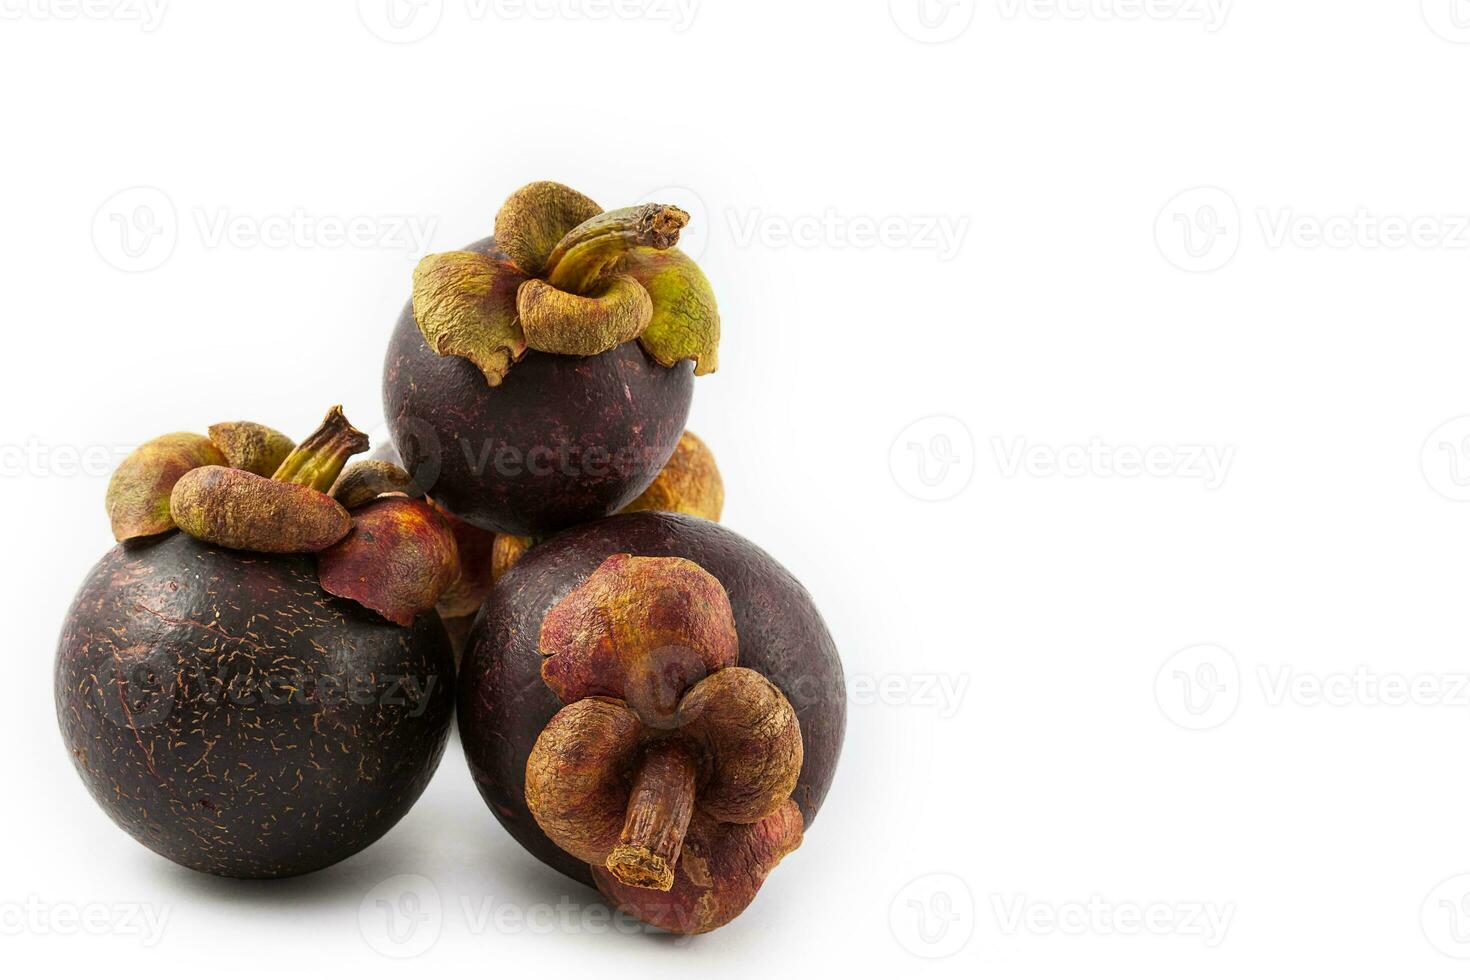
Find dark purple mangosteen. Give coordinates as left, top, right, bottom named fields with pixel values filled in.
left=56, top=409, right=460, bottom=878
left=382, top=181, right=719, bottom=538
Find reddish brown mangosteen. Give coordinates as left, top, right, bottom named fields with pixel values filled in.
left=383, top=181, right=719, bottom=538
left=56, top=408, right=460, bottom=878
left=458, top=511, right=845, bottom=934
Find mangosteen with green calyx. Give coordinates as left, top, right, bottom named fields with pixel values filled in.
left=56, top=407, right=461, bottom=878
left=383, top=181, right=720, bottom=538
left=458, top=512, right=845, bottom=934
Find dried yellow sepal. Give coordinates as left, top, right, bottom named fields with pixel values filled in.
left=494, top=181, right=602, bottom=276
left=619, top=247, right=720, bottom=375
left=517, top=275, right=653, bottom=358
left=207, top=421, right=294, bottom=477
left=105, top=433, right=226, bottom=542
left=412, top=251, right=527, bottom=387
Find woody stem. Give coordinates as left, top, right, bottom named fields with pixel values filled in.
left=270, top=406, right=370, bottom=493
left=543, top=204, right=689, bottom=295
left=605, top=739, right=700, bottom=892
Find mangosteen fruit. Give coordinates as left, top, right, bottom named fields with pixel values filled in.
left=458, top=511, right=846, bottom=934
left=383, top=181, right=720, bottom=538
left=56, top=407, right=462, bottom=877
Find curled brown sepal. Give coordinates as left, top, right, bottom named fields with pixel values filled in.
left=105, top=433, right=225, bottom=542
left=619, top=247, right=720, bottom=376
left=170, top=466, right=352, bottom=553
left=317, top=498, right=460, bottom=627
left=330, top=459, right=423, bottom=510
left=271, top=406, right=370, bottom=493
left=592, top=801, right=804, bottom=935
left=412, top=250, right=527, bottom=387
left=433, top=501, right=497, bottom=619
left=207, top=421, right=294, bottom=477
left=538, top=554, right=739, bottom=727
left=494, top=181, right=603, bottom=277
left=622, top=430, right=724, bottom=521
left=527, top=669, right=802, bottom=902
left=526, top=555, right=803, bottom=917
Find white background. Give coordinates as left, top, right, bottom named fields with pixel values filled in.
left=5, top=0, right=1470, bottom=975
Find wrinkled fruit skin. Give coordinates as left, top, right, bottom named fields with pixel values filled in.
left=458, top=512, right=846, bottom=888
left=55, top=534, right=455, bottom=878
left=383, top=237, right=694, bottom=538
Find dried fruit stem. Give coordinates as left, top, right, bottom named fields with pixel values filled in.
left=270, top=406, right=369, bottom=493
left=606, top=739, right=700, bottom=892
left=544, top=205, right=690, bottom=295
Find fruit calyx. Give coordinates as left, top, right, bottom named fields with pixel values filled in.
left=524, top=554, right=803, bottom=932
left=104, top=407, right=457, bottom=626
left=411, top=181, right=720, bottom=388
